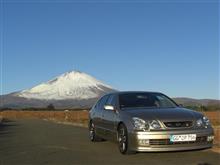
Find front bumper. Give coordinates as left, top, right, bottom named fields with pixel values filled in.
left=128, top=128, right=214, bottom=152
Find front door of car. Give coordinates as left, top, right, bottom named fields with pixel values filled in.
left=101, top=94, right=118, bottom=140
left=94, top=95, right=109, bottom=137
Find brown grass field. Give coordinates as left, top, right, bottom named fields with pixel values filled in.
left=0, top=110, right=219, bottom=146
left=0, top=110, right=89, bottom=126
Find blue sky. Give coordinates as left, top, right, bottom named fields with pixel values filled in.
left=1, top=0, right=219, bottom=99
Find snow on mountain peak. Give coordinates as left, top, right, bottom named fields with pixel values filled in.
left=16, top=71, right=114, bottom=100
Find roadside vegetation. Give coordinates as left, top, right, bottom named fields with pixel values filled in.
left=1, top=102, right=219, bottom=112
left=0, top=110, right=219, bottom=146
left=185, top=105, right=220, bottom=112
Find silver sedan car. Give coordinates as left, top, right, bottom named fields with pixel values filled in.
left=88, top=91, right=214, bottom=154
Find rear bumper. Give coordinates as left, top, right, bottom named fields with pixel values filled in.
left=128, top=128, right=214, bottom=152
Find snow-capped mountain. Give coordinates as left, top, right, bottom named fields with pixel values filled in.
left=0, top=71, right=116, bottom=109
left=15, top=71, right=114, bottom=100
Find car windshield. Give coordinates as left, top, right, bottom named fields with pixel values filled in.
left=119, top=93, right=177, bottom=109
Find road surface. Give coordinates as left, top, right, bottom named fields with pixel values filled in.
left=0, top=119, right=219, bottom=165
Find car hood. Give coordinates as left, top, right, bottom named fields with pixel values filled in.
left=124, top=107, right=200, bottom=122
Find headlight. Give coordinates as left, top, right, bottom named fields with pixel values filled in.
left=196, top=119, right=203, bottom=127
left=196, top=116, right=211, bottom=128
left=149, top=120, right=162, bottom=130
left=132, top=117, right=162, bottom=131
left=132, top=117, right=148, bottom=131
left=202, top=116, right=210, bottom=126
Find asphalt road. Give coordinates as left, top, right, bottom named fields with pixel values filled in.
left=0, top=119, right=219, bottom=165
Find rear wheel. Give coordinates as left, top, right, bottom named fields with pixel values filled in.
left=118, top=124, right=135, bottom=154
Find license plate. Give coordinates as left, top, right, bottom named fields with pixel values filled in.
left=170, top=134, right=196, bottom=142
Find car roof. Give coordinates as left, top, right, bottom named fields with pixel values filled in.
left=104, top=91, right=163, bottom=96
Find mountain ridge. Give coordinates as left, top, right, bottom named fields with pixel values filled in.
left=0, top=70, right=219, bottom=109
left=173, top=97, right=220, bottom=107
left=14, top=71, right=114, bottom=100
left=0, top=71, right=116, bottom=109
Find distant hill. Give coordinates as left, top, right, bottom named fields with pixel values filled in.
left=173, top=97, right=220, bottom=107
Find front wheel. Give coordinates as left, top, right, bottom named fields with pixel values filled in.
left=89, top=121, right=101, bottom=142
left=118, top=124, right=135, bottom=154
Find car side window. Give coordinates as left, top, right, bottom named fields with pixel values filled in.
left=94, top=98, right=101, bottom=109
left=98, top=95, right=109, bottom=110
left=111, top=95, right=117, bottom=107
left=105, top=94, right=113, bottom=105
left=106, top=94, right=117, bottom=107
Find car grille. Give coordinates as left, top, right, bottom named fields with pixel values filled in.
left=163, top=121, right=193, bottom=128
left=149, top=136, right=208, bottom=145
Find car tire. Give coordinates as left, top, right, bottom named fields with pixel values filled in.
left=89, top=121, right=102, bottom=142
left=118, top=124, right=136, bottom=155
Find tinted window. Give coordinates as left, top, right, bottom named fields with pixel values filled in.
left=98, top=95, right=109, bottom=109
left=110, top=95, right=117, bottom=106
left=94, top=98, right=101, bottom=108
left=119, top=93, right=177, bottom=109
left=106, top=94, right=114, bottom=105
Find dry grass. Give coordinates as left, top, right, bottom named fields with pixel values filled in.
left=0, top=110, right=89, bottom=126
left=203, top=112, right=220, bottom=146
left=0, top=116, right=3, bottom=122
left=203, top=111, right=220, bottom=126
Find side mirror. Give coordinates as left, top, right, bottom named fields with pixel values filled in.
left=178, top=104, right=184, bottom=107
left=104, top=105, right=115, bottom=111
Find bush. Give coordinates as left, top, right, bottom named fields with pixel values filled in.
left=47, top=104, right=55, bottom=110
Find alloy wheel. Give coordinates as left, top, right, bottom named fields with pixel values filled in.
left=89, top=122, right=95, bottom=141
left=118, top=125, right=128, bottom=153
